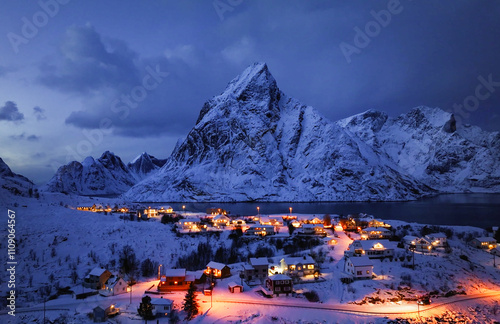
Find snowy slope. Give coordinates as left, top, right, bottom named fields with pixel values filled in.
left=124, top=63, right=432, bottom=202
left=44, top=151, right=137, bottom=196
left=0, top=157, right=34, bottom=204
left=338, top=107, right=500, bottom=192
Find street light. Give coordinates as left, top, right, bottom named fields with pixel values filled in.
left=289, top=207, right=292, bottom=216
left=158, top=264, right=162, bottom=279
left=257, top=206, right=260, bottom=216
left=182, top=205, right=186, bottom=214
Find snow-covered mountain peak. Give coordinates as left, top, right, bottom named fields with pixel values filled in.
left=82, top=156, right=95, bottom=167
left=0, top=157, right=14, bottom=177
left=396, top=106, right=455, bottom=131
left=224, top=62, right=276, bottom=97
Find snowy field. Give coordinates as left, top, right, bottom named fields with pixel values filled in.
left=1, top=192, right=499, bottom=323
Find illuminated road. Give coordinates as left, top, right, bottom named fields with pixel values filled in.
left=213, top=291, right=500, bottom=316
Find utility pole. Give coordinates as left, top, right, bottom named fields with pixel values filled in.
left=43, top=298, right=46, bottom=324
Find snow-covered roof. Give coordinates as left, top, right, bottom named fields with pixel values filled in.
left=150, top=297, right=173, bottom=306
left=268, top=274, right=291, bottom=281
left=207, top=261, right=227, bottom=270
left=213, top=214, right=230, bottom=221
left=88, top=267, right=108, bottom=276
left=165, top=268, right=186, bottom=277
left=348, top=256, right=373, bottom=267
left=282, top=256, right=315, bottom=265
left=250, top=257, right=269, bottom=266
left=363, top=227, right=391, bottom=232
left=186, top=270, right=204, bottom=280
left=105, top=276, right=124, bottom=287
left=228, top=282, right=242, bottom=288
left=243, top=264, right=254, bottom=271
left=403, top=235, right=418, bottom=242
left=474, top=237, right=496, bottom=243
left=355, top=240, right=393, bottom=250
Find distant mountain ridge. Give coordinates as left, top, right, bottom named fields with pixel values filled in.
left=44, top=151, right=164, bottom=195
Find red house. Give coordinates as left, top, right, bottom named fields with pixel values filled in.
left=266, top=274, right=293, bottom=296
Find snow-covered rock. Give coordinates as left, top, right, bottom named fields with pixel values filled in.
left=44, top=151, right=137, bottom=196
left=338, top=107, right=500, bottom=192
left=127, top=152, right=167, bottom=180
left=123, top=63, right=433, bottom=202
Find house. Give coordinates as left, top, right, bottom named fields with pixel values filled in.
left=93, top=306, right=106, bottom=322
left=177, top=218, right=201, bottom=231
left=425, top=233, right=448, bottom=247
left=470, top=237, right=497, bottom=249
left=290, top=220, right=301, bottom=228
left=159, top=206, right=174, bottom=214
left=345, top=256, right=374, bottom=279
left=245, top=224, right=275, bottom=236
left=212, top=214, right=230, bottom=226
left=93, top=305, right=119, bottom=322
left=266, top=274, right=293, bottom=296
left=346, top=240, right=395, bottom=259
left=368, top=219, right=391, bottom=228
left=150, top=297, right=173, bottom=317
left=207, top=207, right=227, bottom=215
left=99, top=276, right=128, bottom=296
left=402, top=235, right=419, bottom=247
left=360, top=227, right=392, bottom=240
left=186, top=270, right=206, bottom=284
left=228, top=282, right=243, bottom=293
left=143, top=207, right=158, bottom=218
left=205, top=261, right=231, bottom=279
left=324, top=237, right=338, bottom=246
left=413, top=238, right=433, bottom=252
left=308, top=217, right=323, bottom=224
left=158, top=269, right=193, bottom=291
left=295, top=224, right=327, bottom=237
left=83, top=267, right=112, bottom=289
left=280, top=256, right=317, bottom=277
left=232, top=219, right=246, bottom=226
left=243, top=257, right=269, bottom=282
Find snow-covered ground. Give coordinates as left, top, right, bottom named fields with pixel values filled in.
left=1, top=192, right=499, bottom=323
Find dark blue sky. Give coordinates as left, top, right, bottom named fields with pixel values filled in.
left=1, top=0, right=499, bottom=183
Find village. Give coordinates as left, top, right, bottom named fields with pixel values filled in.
left=31, top=204, right=499, bottom=323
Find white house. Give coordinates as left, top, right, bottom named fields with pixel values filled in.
left=245, top=224, right=275, bottom=236
left=425, top=233, right=447, bottom=247
left=345, top=256, right=374, bottom=279
left=177, top=218, right=201, bottom=231
left=99, top=276, right=128, bottom=296
left=150, top=297, right=173, bottom=317
left=368, top=219, right=391, bottom=228
left=360, top=227, right=392, bottom=240
left=346, top=240, right=395, bottom=259
left=280, top=256, right=317, bottom=277
left=212, top=214, right=230, bottom=226
left=470, top=237, right=497, bottom=249
left=295, top=224, right=326, bottom=236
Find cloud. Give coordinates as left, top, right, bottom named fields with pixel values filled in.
left=33, top=106, right=47, bottom=121
left=9, top=133, right=41, bottom=141
left=221, top=37, right=256, bottom=65
left=0, top=101, right=24, bottom=122
left=37, top=24, right=140, bottom=94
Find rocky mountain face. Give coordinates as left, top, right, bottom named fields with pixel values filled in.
left=338, top=107, right=500, bottom=192
left=123, top=63, right=434, bottom=202
left=0, top=157, right=34, bottom=198
left=45, top=151, right=136, bottom=195
left=127, top=152, right=167, bottom=180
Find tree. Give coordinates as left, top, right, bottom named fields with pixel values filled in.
left=141, top=258, right=157, bottom=277
left=288, top=223, right=295, bottom=235
left=323, top=214, right=331, bottom=227
left=183, top=282, right=199, bottom=320
left=137, top=295, right=155, bottom=320
left=119, top=245, right=139, bottom=278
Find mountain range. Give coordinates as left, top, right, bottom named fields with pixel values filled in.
left=21, top=62, right=500, bottom=201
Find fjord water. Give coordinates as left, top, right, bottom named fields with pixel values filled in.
left=169, top=194, right=500, bottom=229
